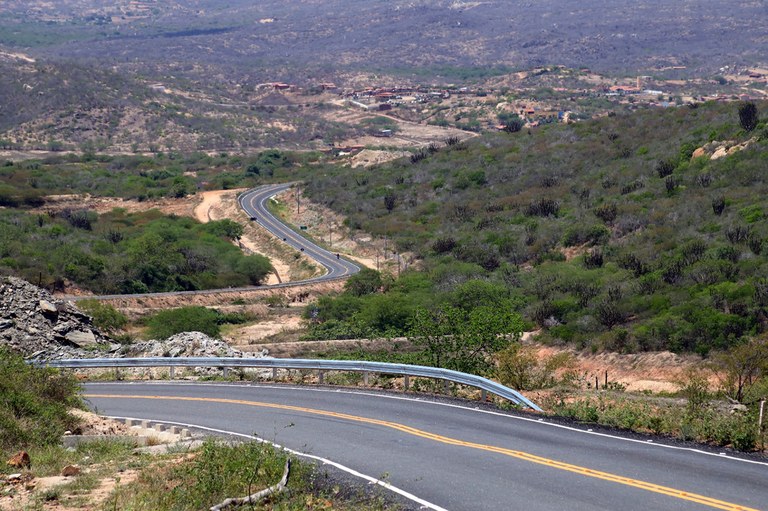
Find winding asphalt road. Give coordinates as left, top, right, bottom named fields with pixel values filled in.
left=85, top=382, right=767, bottom=511
left=80, top=183, right=359, bottom=300
left=238, top=183, right=360, bottom=281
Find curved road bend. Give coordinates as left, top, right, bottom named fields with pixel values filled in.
left=85, top=382, right=767, bottom=511
left=78, top=183, right=360, bottom=300
left=238, top=183, right=360, bottom=280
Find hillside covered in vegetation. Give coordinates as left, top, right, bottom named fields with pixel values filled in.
left=302, top=101, right=768, bottom=356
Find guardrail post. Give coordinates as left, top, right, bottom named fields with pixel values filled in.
left=404, top=374, right=409, bottom=392
left=444, top=379, right=450, bottom=395
left=363, top=372, right=369, bottom=386
left=169, top=366, right=175, bottom=379
left=223, top=367, right=229, bottom=378
left=481, top=389, right=487, bottom=402
left=273, top=367, right=278, bottom=380
left=318, top=370, right=324, bottom=384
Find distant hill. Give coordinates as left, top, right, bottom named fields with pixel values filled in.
left=0, top=0, right=765, bottom=81
left=0, top=58, right=362, bottom=152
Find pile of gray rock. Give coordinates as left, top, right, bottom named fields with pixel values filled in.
left=0, top=276, right=119, bottom=360
left=121, top=332, right=263, bottom=359
left=1, top=277, right=264, bottom=369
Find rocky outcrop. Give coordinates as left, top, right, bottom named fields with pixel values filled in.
left=120, top=332, right=262, bottom=359
left=691, top=137, right=757, bottom=161
left=0, top=276, right=118, bottom=360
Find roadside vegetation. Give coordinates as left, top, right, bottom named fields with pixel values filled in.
left=0, top=149, right=312, bottom=205
left=0, top=348, right=82, bottom=450
left=301, top=101, right=768, bottom=357
left=0, top=210, right=272, bottom=294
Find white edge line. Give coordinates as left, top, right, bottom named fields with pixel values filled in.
left=106, top=415, right=449, bottom=511
left=86, top=381, right=768, bottom=468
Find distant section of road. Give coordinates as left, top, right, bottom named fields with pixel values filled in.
left=76, top=183, right=359, bottom=300
left=85, top=382, right=768, bottom=511
left=238, top=183, right=360, bottom=281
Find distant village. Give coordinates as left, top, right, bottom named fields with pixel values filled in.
left=261, top=66, right=767, bottom=135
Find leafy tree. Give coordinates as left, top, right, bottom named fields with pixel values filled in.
left=409, top=305, right=523, bottom=375
left=236, top=255, right=273, bottom=285
left=383, top=191, right=397, bottom=212
left=145, top=306, right=221, bottom=339
left=204, top=219, right=244, bottom=240
left=344, top=268, right=383, bottom=297
left=502, top=118, right=524, bottom=133
left=738, top=102, right=758, bottom=132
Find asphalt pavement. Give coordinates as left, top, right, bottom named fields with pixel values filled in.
left=238, top=184, right=360, bottom=280
left=84, top=382, right=767, bottom=511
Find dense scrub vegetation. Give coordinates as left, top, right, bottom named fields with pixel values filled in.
left=0, top=209, right=272, bottom=293
left=0, top=149, right=312, bottom=204
left=302, top=101, right=768, bottom=356
left=0, top=348, right=81, bottom=449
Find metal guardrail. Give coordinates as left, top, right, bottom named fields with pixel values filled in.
left=40, top=357, right=542, bottom=411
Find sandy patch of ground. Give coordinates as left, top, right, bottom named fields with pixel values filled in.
left=96, top=280, right=344, bottom=310
left=69, top=409, right=133, bottom=436
left=193, top=189, right=242, bottom=223
left=534, top=344, right=700, bottom=393
left=347, top=149, right=410, bottom=168
left=323, top=102, right=475, bottom=149
left=0, top=410, right=177, bottom=511
left=34, top=193, right=198, bottom=217
left=226, top=312, right=304, bottom=346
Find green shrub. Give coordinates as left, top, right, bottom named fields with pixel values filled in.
left=145, top=306, right=221, bottom=339
left=76, top=299, right=127, bottom=332
left=0, top=348, right=82, bottom=450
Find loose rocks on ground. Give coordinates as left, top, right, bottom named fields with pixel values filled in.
left=0, top=276, right=118, bottom=360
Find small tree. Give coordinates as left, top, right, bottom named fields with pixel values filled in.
left=383, top=191, right=397, bottom=212
left=496, top=344, right=574, bottom=390
left=409, top=306, right=523, bottom=375
left=236, top=255, right=273, bottom=285
left=738, top=102, right=758, bottom=132
left=344, top=268, right=383, bottom=297
left=712, top=336, right=768, bottom=403
left=502, top=118, right=524, bottom=133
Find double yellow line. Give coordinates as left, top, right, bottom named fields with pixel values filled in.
left=86, top=393, right=758, bottom=511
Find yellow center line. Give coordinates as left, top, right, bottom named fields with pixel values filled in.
left=85, top=393, right=758, bottom=511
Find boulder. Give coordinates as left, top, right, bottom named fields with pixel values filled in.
left=6, top=451, right=30, bottom=469
left=38, top=300, right=58, bottom=315
left=65, top=330, right=97, bottom=347
left=61, top=465, right=81, bottom=477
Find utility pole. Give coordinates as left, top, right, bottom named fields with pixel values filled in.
left=296, top=187, right=300, bottom=214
